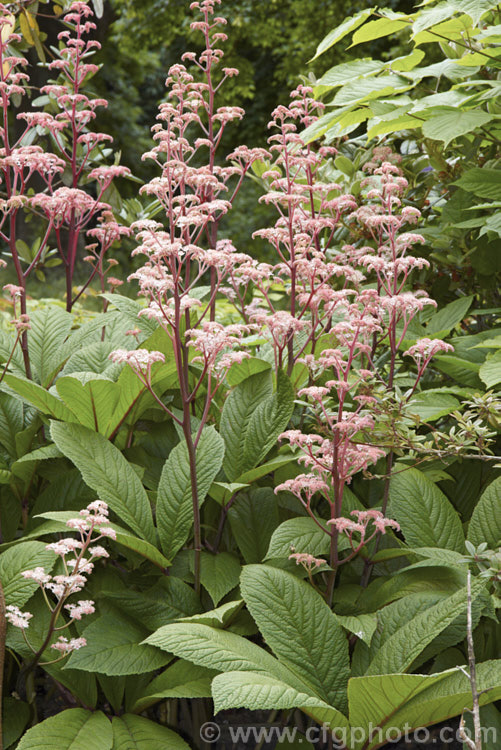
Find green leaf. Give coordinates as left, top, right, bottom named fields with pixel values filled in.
left=449, top=0, right=501, bottom=25
left=236, top=453, right=296, bottom=484
left=101, top=577, right=200, bottom=629
left=389, top=468, right=465, bottom=551
left=65, top=614, right=171, bottom=676
left=34, top=511, right=170, bottom=570
left=56, top=377, right=120, bottom=436
left=335, top=613, right=378, bottom=647
left=366, top=578, right=486, bottom=675
left=311, top=9, right=372, bottom=60
left=225, top=357, right=271, bottom=386
left=62, top=342, right=117, bottom=376
left=426, top=295, right=474, bottom=336
left=406, top=392, right=460, bottom=422
left=50, top=422, right=155, bottom=543
left=422, top=110, right=493, bottom=148
left=156, top=426, right=225, bottom=558
left=332, top=75, right=411, bottom=107
left=350, top=18, right=411, bottom=47
left=479, top=350, right=501, bottom=388
left=179, top=600, right=243, bottom=628
left=27, top=306, right=73, bottom=386
left=433, top=355, right=481, bottom=387
left=111, top=714, right=190, bottom=750
left=144, top=622, right=318, bottom=696
left=0, top=541, right=56, bottom=608
left=16, top=709, right=112, bottom=750
left=131, top=661, right=215, bottom=712
left=228, top=488, right=279, bottom=563
left=2, top=696, right=30, bottom=748
left=317, top=58, right=384, bottom=88
left=240, top=565, right=350, bottom=711
left=221, top=371, right=272, bottom=481
left=100, top=293, right=156, bottom=336
left=222, top=370, right=294, bottom=481
left=349, top=661, right=501, bottom=750
left=211, top=672, right=349, bottom=732
left=3, top=375, right=79, bottom=423
left=454, top=168, right=501, bottom=199
left=198, top=551, right=241, bottom=605
left=0, top=392, right=23, bottom=457
left=468, top=477, right=501, bottom=549
left=266, top=517, right=345, bottom=559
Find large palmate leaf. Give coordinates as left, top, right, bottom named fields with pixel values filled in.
left=16, top=709, right=112, bottom=750
left=366, top=577, right=486, bottom=675
left=156, top=426, right=225, bottom=558
left=221, top=369, right=293, bottom=481
left=468, top=476, right=501, bottom=548
left=211, top=672, right=349, bottom=733
left=50, top=422, right=155, bottom=543
left=65, top=614, right=170, bottom=676
left=111, top=715, right=190, bottom=750
left=240, top=565, right=350, bottom=712
left=352, top=591, right=454, bottom=675
left=389, top=468, right=465, bottom=551
left=0, top=542, right=56, bottom=607
left=27, top=306, right=73, bottom=386
left=2, top=696, right=30, bottom=748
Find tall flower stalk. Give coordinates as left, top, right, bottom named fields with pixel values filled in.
left=0, top=0, right=130, bottom=374
left=118, top=0, right=264, bottom=593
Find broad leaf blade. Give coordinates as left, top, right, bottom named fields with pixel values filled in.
left=65, top=614, right=170, bottom=676
left=156, top=426, right=225, bottom=558
left=389, top=468, right=465, bottom=551
left=16, top=709, right=112, bottom=750
left=50, top=422, right=155, bottom=543
left=240, top=565, right=350, bottom=711
left=111, top=714, right=190, bottom=750
left=366, top=578, right=486, bottom=675
left=468, top=476, right=501, bottom=548
left=211, top=671, right=349, bottom=732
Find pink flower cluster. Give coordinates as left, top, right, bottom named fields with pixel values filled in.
left=0, top=1, right=130, bottom=316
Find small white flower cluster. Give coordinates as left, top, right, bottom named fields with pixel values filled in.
left=5, top=500, right=114, bottom=658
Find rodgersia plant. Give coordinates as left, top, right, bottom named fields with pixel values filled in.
left=113, top=0, right=266, bottom=593
left=0, top=0, right=130, bottom=377
left=0, top=1, right=499, bottom=748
